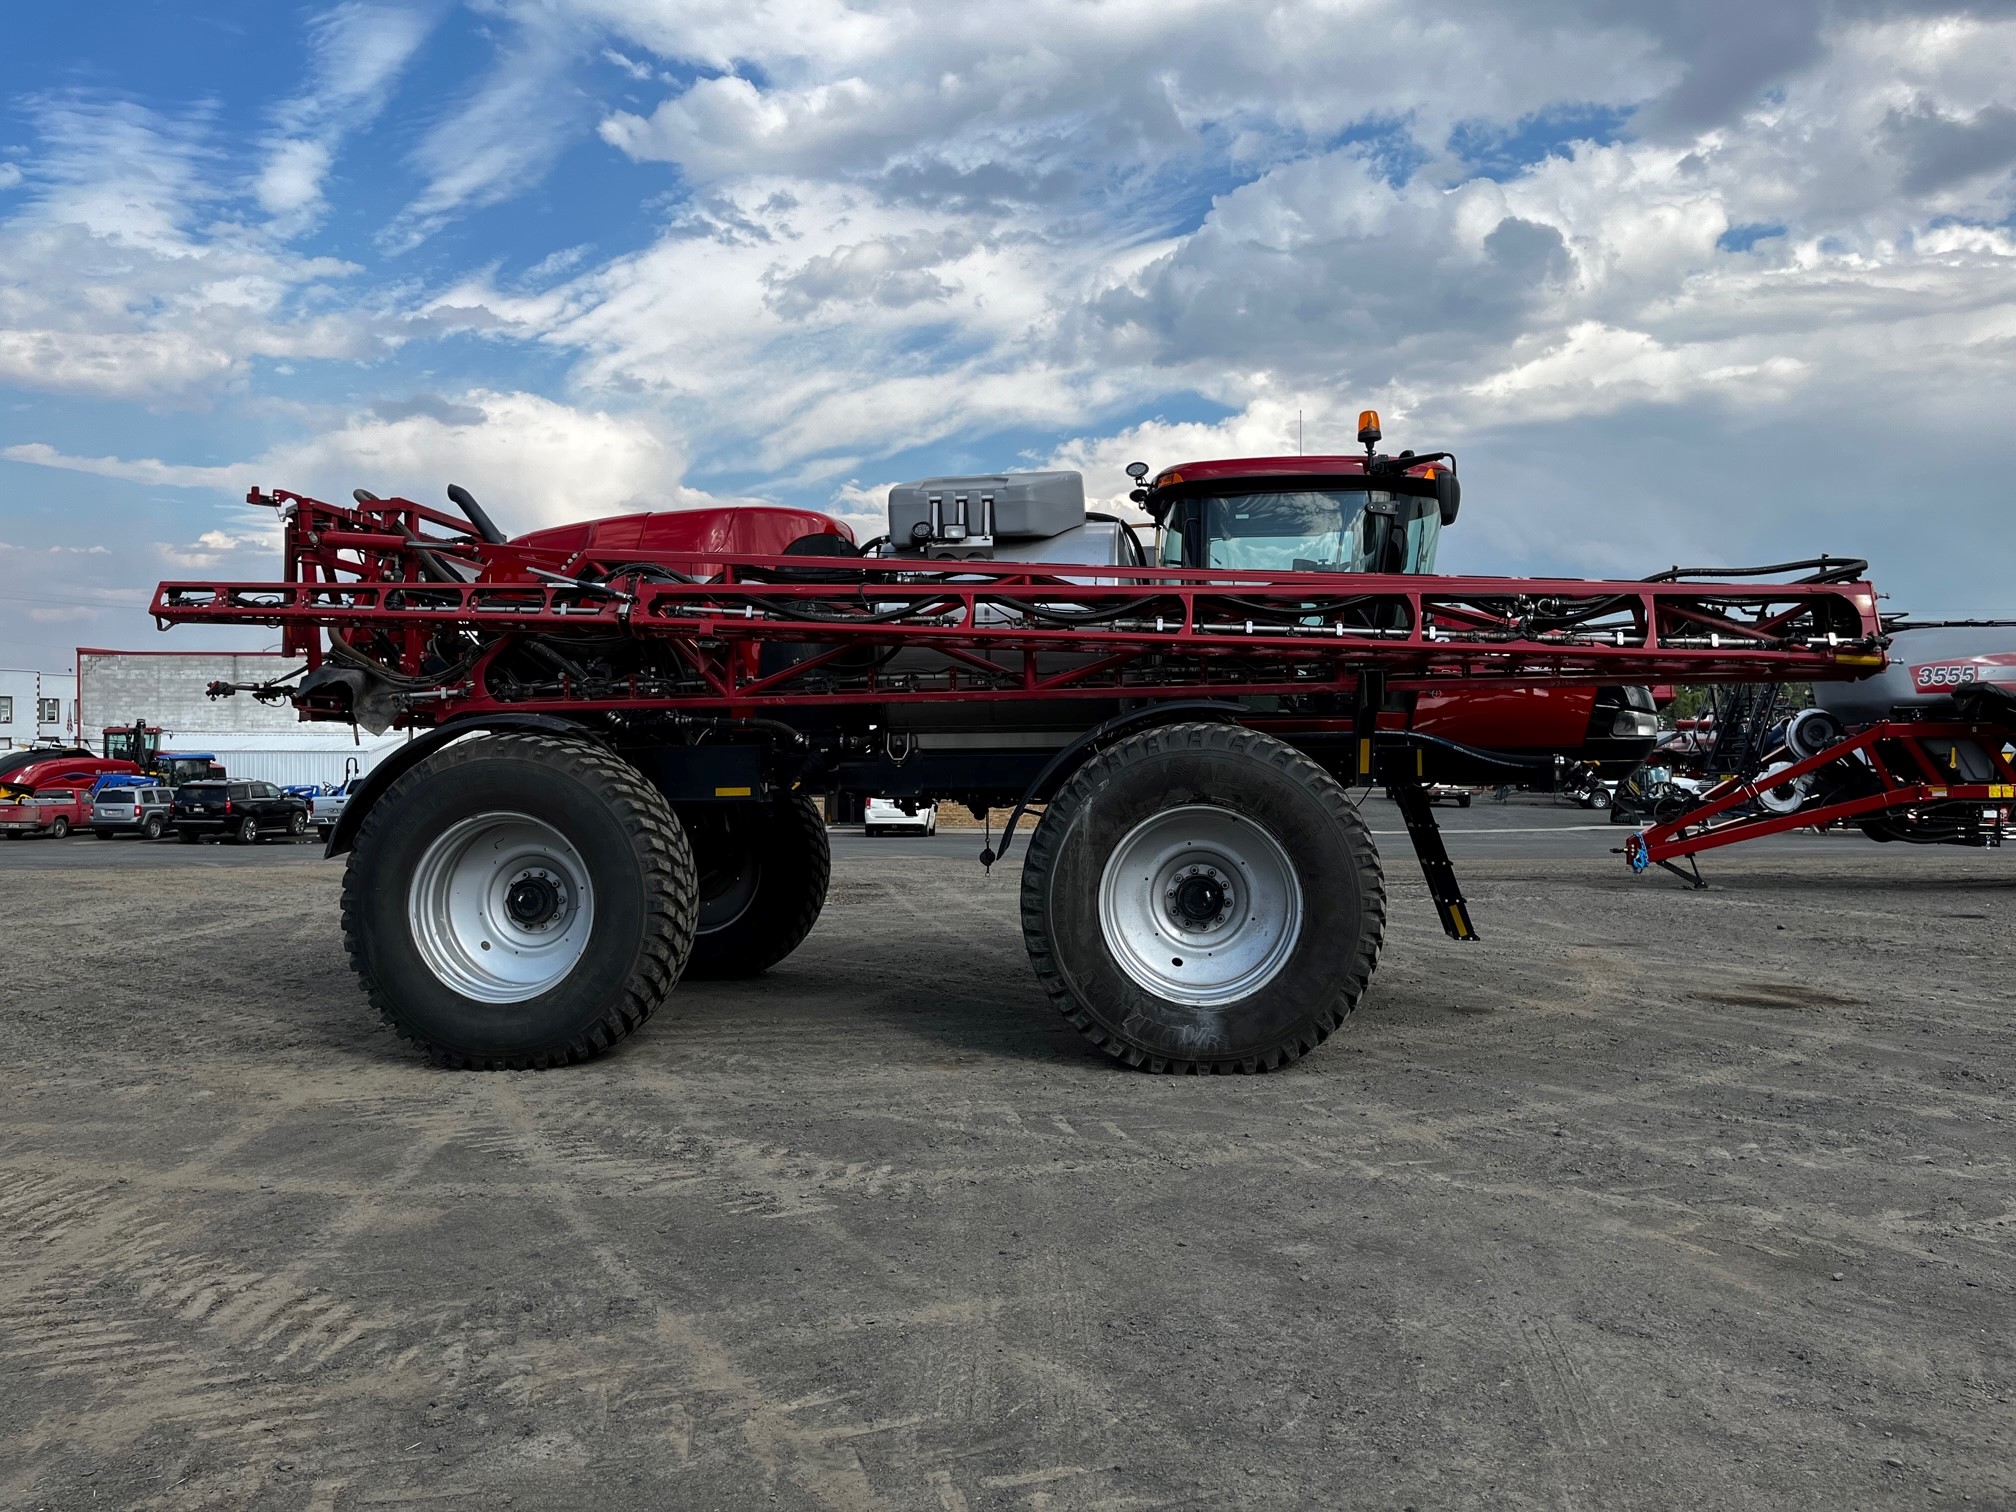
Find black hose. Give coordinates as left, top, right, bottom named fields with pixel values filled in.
left=445, top=483, right=506, bottom=545
left=597, top=561, right=698, bottom=584
left=1642, top=557, right=1869, bottom=585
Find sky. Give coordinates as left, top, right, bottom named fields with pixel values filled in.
left=3, top=0, right=2015, bottom=672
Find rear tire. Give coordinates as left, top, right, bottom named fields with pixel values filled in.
left=178, top=829, right=201, bottom=844
left=231, top=816, right=258, bottom=844
left=1021, top=722, right=1385, bottom=1074
left=342, top=732, right=697, bottom=1068
left=94, top=828, right=114, bottom=839
left=679, top=795, right=830, bottom=980
left=142, top=814, right=164, bottom=840
left=49, top=817, right=69, bottom=839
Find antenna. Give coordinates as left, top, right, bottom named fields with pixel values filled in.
left=1298, top=409, right=1303, bottom=455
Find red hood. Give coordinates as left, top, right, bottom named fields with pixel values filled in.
left=504, top=505, right=853, bottom=579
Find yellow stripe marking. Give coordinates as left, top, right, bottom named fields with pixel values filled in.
left=714, top=785, right=753, bottom=798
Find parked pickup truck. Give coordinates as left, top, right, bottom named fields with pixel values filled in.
left=311, top=779, right=358, bottom=840
left=0, top=786, right=92, bottom=838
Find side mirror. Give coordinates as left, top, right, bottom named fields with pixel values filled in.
left=1125, top=461, right=1149, bottom=482
left=1435, top=471, right=1461, bottom=526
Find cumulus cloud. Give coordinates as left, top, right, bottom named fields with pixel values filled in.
left=8, top=389, right=703, bottom=530
left=9, top=0, right=2016, bottom=644
left=0, top=98, right=393, bottom=404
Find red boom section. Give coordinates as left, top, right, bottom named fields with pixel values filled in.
left=149, top=488, right=1887, bottom=725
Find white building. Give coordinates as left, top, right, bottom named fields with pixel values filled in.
left=0, top=666, right=79, bottom=750
left=76, top=648, right=409, bottom=787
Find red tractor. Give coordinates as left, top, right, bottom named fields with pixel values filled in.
left=159, top=415, right=1884, bottom=1073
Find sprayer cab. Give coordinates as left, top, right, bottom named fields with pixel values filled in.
left=1130, top=416, right=1461, bottom=578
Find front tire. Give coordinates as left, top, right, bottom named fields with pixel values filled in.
left=287, top=810, right=308, bottom=837
left=679, top=795, right=830, bottom=979
left=342, top=733, right=697, bottom=1068
left=1022, top=722, right=1385, bottom=1074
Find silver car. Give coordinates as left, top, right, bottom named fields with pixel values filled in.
left=91, top=784, right=174, bottom=840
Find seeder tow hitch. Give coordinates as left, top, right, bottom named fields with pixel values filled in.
left=1624, top=683, right=2016, bottom=884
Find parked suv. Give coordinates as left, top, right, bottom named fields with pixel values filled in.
left=92, top=784, right=175, bottom=840
left=172, top=780, right=310, bottom=844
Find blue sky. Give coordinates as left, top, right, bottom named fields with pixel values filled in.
left=3, top=0, right=2015, bottom=669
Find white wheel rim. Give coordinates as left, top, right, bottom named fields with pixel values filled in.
left=408, top=812, right=595, bottom=1003
left=1757, top=760, right=1807, bottom=815
left=1096, top=805, right=1303, bottom=1006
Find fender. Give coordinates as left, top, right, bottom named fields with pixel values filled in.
left=323, top=714, right=596, bottom=858
left=981, top=700, right=1248, bottom=867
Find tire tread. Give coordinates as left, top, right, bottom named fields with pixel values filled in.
left=1020, top=721, right=1385, bottom=1074
left=340, top=731, right=696, bottom=1070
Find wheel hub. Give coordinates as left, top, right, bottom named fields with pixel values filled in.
left=1167, top=865, right=1233, bottom=930
left=504, top=868, right=567, bottom=931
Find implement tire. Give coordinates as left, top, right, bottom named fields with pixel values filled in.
left=679, top=794, right=830, bottom=980
left=1021, top=722, right=1384, bottom=1074
left=342, top=732, right=697, bottom=1069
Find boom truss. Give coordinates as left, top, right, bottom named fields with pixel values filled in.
left=149, top=488, right=1888, bottom=728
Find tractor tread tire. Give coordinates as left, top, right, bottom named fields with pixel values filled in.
left=1021, top=721, right=1385, bottom=1075
left=341, top=732, right=696, bottom=1070
left=681, top=794, right=830, bottom=980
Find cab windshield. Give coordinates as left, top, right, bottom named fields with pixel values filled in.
left=1162, top=488, right=1440, bottom=575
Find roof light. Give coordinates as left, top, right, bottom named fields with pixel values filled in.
left=1158, top=470, right=1184, bottom=486
left=1357, top=410, right=1382, bottom=445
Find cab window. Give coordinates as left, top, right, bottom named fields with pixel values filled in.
left=1163, top=487, right=1441, bottom=574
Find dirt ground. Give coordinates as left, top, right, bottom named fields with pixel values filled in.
left=2, top=811, right=2012, bottom=1511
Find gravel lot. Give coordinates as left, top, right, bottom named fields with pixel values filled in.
left=2, top=803, right=2011, bottom=1511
